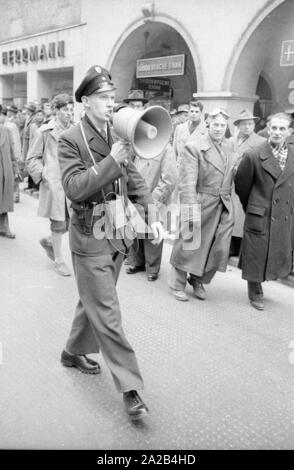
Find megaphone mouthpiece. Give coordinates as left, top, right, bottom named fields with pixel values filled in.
left=112, top=105, right=172, bottom=159
left=137, top=120, right=157, bottom=140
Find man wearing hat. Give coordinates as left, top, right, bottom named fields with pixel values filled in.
left=123, top=89, right=148, bottom=110
left=229, top=109, right=266, bottom=256
left=57, top=65, right=164, bottom=419
left=173, top=100, right=207, bottom=168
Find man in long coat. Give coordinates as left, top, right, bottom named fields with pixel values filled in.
left=126, top=142, right=177, bottom=280
left=235, top=112, right=294, bottom=310
left=169, top=109, right=238, bottom=301
left=27, top=94, right=73, bottom=276
left=229, top=109, right=266, bottom=255
left=173, top=100, right=207, bottom=167
left=57, top=65, right=163, bottom=419
left=0, top=108, right=17, bottom=238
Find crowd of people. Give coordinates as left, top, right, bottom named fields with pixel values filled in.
left=1, top=64, right=294, bottom=420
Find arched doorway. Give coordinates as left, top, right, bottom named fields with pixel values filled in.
left=254, top=74, right=273, bottom=119
left=227, top=0, right=294, bottom=116
left=108, top=22, right=197, bottom=110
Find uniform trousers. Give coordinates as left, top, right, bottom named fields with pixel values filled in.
left=128, top=238, right=163, bottom=274
left=66, top=249, right=144, bottom=393
left=169, top=265, right=217, bottom=290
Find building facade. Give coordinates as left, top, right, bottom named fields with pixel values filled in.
left=0, top=0, right=294, bottom=121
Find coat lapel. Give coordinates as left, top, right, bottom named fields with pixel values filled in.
left=275, top=145, right=294, bottom=188
left=260, top=142, right=281, bottom=181
left=82, top=116, right=111, bottom=160
left=200, top=135, right=224, bottom=174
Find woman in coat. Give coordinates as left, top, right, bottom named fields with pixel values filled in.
left=26, top=94, right=73, bottom=276
left=0, top=109, right=17, bottom=238
left=169, top=109, right=238, bottom=301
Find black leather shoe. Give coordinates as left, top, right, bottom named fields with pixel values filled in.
left=147, top=274, right=158, bottom=281
left=247, top=281, right=264, bottom=310
left=250, top=299, right=264, bottom=311
left=61, top=350, right=101, bottom=374
left=126, top=266, right=145, bottom=274
left=123, top=390, right=149, bottom=420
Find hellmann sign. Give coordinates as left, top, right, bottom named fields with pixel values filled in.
left=2, top=40, right=65, bottom=66
left=136, top=54, right=185, bottom=78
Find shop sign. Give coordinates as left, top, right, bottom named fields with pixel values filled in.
left=2, top=40, right=65, bottom=66
left=136, top=54, right=185, bottom=78
left=280, top=40, right=294, bottom=66
left=138, top=77, right=170, bottom=92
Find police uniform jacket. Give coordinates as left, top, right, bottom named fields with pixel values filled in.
left=235, top=141, right=294, bottom=282
left=57, top=114, right=156, bottom=256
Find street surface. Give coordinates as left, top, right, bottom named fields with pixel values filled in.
left=0, top=192, right=293, bottom=450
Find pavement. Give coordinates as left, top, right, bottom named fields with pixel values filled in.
left=0, top=191, right=294, bottom=450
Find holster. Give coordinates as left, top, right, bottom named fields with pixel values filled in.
left=71, top=201, right=95, bottom=236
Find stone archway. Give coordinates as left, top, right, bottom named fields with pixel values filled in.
left=107, top=20, right=199, bottom=108
left=226, top=0, right=294, bottom=114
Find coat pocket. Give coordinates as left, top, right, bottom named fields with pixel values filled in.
left=245, top=204, right=266, bottom=234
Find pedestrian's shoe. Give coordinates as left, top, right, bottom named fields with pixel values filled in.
left=247, top=281, right=264, bottom=310
left=39, top=237, right=54, bottom=261
left=147, top=273, right=158, bottom=281
left=170, top=289, right=189, bottom=301
left=61, top=350, right=101, bottom=374
left=124, top=258, right=130, bottom=265
left=187, top=277, right=206, bottom=300
left=0, top=231, right=16, bottom=239
left=193, top=282, right=206, bottom=300
left=250, top=299, right=264, bottom=311
left=126, top=265, right=145, bottom=274
left=54, top=261, right=71, bottom=277
left=123, top=390, right=149, bottom=420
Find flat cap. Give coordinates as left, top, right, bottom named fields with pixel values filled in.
left=75, top=65, right=116, bottom=102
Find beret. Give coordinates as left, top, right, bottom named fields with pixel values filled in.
left=75, top=65, right=116, bottom=102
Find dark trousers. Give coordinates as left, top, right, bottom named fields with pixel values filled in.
left=247, top=281, right=263, bottom=300
left=27, top=175, right=39, bottom=190
left=66, top=250, right=144, bottom=393
left=128, top=238, right=163, bottom=274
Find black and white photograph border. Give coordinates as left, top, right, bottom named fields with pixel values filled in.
left=0, top=0, right=294, bottom=453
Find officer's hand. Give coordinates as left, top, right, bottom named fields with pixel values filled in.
left=110, top=140, right=132, bottom=165
left=150, top=222, right=165, bottom=245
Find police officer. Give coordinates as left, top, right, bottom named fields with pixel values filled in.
left=57, top=65, right=164, bottom=420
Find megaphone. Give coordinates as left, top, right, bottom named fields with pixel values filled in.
left=112, top=105, right=172, bottom=159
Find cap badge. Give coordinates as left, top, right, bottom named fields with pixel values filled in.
left=95, top=66, right=102, bottom=74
